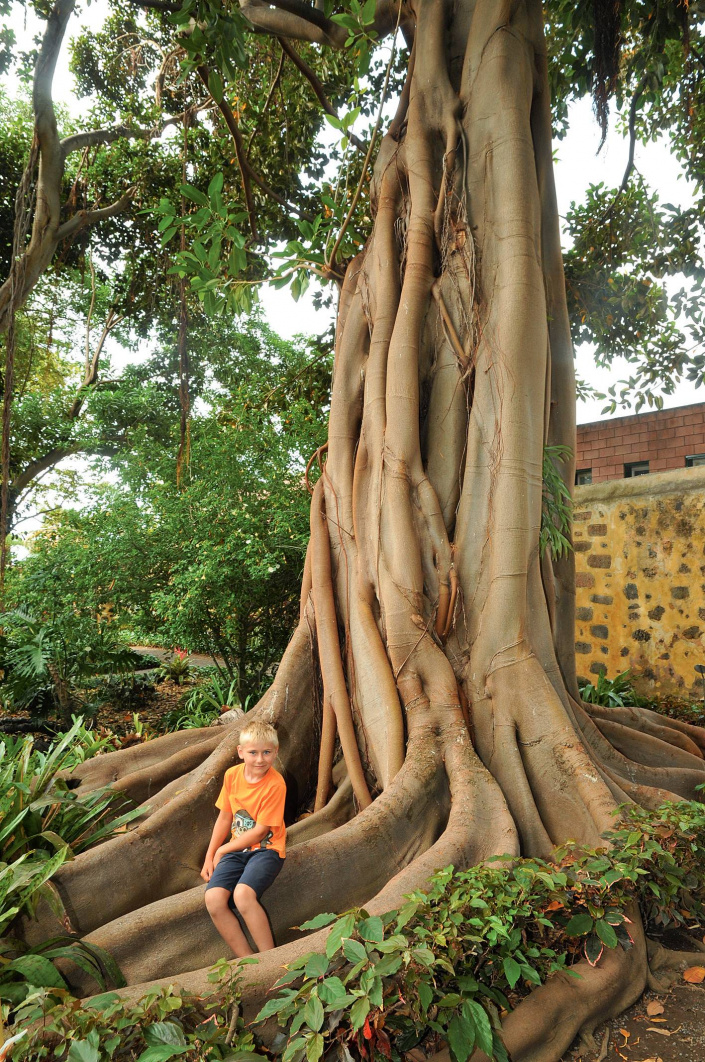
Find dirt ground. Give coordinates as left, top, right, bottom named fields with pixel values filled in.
left=563, top=981, right=705, bottom=1062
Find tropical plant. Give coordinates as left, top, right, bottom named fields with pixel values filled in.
left=578, top=670, right=645, bottom=708
left=155, top=650, right=191, bottom=687
left=6, top=960, right=257, bottom=1062
left=0, top=720, right=143, bottom=916
left=0, top=611, right=141, bottom=719
left=255, top=800, right=705, bottom=1062
left=166, top=674, right=242, bottom=730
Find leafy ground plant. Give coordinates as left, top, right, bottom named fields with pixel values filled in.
left=6, top=959, right=262, bottom=1062
left=255, top=800, right=705, bottom=1062
left=0, top=611, right=141, bottom=719
left=0, top=720, right=144, bottom=1006
left=578, top=670, right=647, bottom=708
left=166, top=674, right=242, bottom=730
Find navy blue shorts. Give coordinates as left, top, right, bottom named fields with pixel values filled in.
left=205, top=849, right=284, bottom=905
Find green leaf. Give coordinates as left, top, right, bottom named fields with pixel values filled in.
left=564, top=912, right=594, bottom=936
left=462, top=1000, right=493, bottom=1058
left=411, top=946, right=436, bottom=967
left=8, top=953, right=66, bottom=989
left=208, top=172, right=225, bottom=199
left=325, top=912, right=356, bottom=959
left=135, top=1048, right=191, bottom=1062
left=144, top=1023, right=187, bottom=1047
left=254, top=995, right=291, bottom=1023
left=318, top=975, right=348, bottom=1008
left=342, top=938, right=368, bottom=965
left=350, top=995, right=370, bottom=1031
left=417, top=980, right=433, bottom=1013
left=180, top=184, right=209, bottom=207
left=303, top=994, right=324, bottom=1032
left=358, top=916, right=384, bottom=943
left=208, top=70, right=224, bottom=103
left=447, top=1010, right=476, bottom=1062
left=502, top=955, right=522, bottom=989
left=305, top=1033, right=324, bottom=1062
left=304, top=953, right=329, bottom=979
left=67, top=1042, right=101, bottom=1062
left=595, top=918, right=618, bottom=949
left=299, top=912, right=338, bottom=931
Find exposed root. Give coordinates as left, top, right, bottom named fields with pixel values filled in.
left=646, top=938, right=705, bottom=991
left=68, top=734, right=449, bottom=992
left=62, top=727, right=223, bottom=795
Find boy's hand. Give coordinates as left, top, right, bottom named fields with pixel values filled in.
left=200, top=856, right=215, bottom=882
left=213, top=845, right=229, bottom=868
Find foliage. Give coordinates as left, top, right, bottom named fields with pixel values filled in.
left=0, top=611, right=141, bottom=719
left=155, top=650, right=191, bottom=687
left=256, top=800, right=705, bottom=1062
left=8, top=318, right=330, bottom=706
left=6, top=960, right=261, bottom=1062
left=578, top=670, right=646, bottom=708
left=540, top=445, right=573, bottom=560
left=166, top=674, right=241, bottom=730
left=0, top=719, right=143, bottom=930
left=0, top=720, right=144, bottom=1007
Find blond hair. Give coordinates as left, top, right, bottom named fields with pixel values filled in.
left=238, top=719, right=279, bottom=748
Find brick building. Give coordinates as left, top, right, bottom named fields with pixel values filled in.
left=575, top=401, right=705, bottom=484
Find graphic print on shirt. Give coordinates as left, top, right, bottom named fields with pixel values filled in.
left=233, top=808, right=273, bottom=850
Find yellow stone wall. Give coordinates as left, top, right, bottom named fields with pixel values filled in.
left=573, top=467, right=705, bottom=699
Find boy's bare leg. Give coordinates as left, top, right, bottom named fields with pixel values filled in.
left=205, top=887, right=254, bottom=957
left=233, top=883, right=275, bottom=952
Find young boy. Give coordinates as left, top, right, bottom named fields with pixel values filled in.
left=201, top=719, right=285, bottom=956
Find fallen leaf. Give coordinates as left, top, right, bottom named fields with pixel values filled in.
left=646, top=1001, right=664, bottom=1017
left=683, top=966, right=705, bottom=983
left=619, top=1028, right=630, bottom=1039
left=647, top=1028, right=671, bottom=1036
left=649, top=1018, right=667, bottom=1023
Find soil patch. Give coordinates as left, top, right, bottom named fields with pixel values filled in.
left=564, top=982, right=705, bottom=1062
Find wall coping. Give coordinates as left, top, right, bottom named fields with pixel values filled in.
left=574, top=465, right=705, bottom=504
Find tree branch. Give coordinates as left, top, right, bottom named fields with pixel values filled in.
left=197, top=66, right=258, bottom=241
left=239, top=0, right=348, bottom=48
left=200, top=67, right=313, bottom=222
left=60, top=101, right=213, bottom=160
left=619, top=74, right=648, bottom=192
left=277, top=37, right=367, bottom=153
left=55, top=193, right=135, bottom=241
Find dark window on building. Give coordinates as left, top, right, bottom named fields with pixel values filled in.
left=575, top=468, right=592, bottom=485
left=624, top=461, right=649, bottom=478
left=686, top=454, right=705, bottom=467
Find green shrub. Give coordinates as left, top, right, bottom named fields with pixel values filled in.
left=0, top=611, right=141, bottom=719
left=578, top=669, right=646, bottom=708
left=165, top=674, right=241, bottom=730
left=0, top=720, right=144, bottom=1006
left=255, top=800, right=705, bottom=1062
left=7, top=960, right=260, bottom=1062
left=155, top=650, right=191, bottom=686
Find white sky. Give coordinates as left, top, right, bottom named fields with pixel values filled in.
left=3, top=1, right=703, bottom=426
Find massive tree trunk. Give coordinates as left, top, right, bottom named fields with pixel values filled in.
left=33, top=1, right=705, bottom=1057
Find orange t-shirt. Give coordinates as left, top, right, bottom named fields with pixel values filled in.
left=215, top=763, right=286, bottom=858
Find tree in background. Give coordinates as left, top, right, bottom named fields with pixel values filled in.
left=4, top=0, right=705, bottom=1057
left=11, top=317, right=330, bottom=703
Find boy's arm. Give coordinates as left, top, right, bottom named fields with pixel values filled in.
left=201, top=808, right=233, bottom=881
left=216, top=822, right=271, bottom=855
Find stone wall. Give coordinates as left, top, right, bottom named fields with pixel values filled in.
left=573, top=466, right=705, bottom=698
